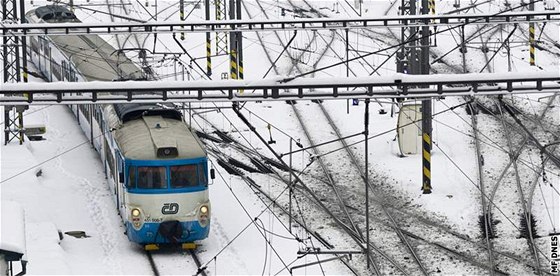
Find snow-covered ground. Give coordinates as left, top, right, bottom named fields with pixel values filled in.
left=2, top=0, right=560, bottom=275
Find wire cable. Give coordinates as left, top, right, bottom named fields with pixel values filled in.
left=281, top=0, right=545, bottom=82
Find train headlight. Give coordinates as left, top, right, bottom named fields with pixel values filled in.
left=200, top=205, right=208, bottom=215
left=132, top=208, right=141, bottom=217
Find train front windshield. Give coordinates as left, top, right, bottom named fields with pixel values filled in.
left=170, top=165, right=198, bottom=188
left=127, top=163, right=208, bottom=191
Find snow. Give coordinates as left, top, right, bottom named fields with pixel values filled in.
left=0, top=201, right=27, bottom=259
left=2, top=71, right=559, bottom=92
left=1, top=0, right=560, bottom=274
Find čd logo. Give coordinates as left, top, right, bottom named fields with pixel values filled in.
left=161, top=203, right=179, bottom=214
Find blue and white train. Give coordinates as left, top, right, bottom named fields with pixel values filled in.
left=25, top=5, right=211, bottom=250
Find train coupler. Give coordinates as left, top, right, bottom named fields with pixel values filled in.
left=144, top=244, right=160, bottom=251
left=182, top=243, right=197, bottom=250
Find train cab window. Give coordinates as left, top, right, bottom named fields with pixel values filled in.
left=170, top=165, right=198, bottom=188
left=198, top=164, right=207, bottom=187
left=137, top=167, right=167, bottom=189
left=42, top=13, right=53, bottom=21
left=127, top=166, right=136, bottom=188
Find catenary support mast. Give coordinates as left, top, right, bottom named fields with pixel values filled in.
left=420, top=0, right=432, bottom=194
left=2, top=0, right=25, bottom=145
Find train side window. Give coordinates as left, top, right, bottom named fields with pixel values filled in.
left=116, top=152, right=124, bottom=182
left=127, top=166, right=136, bottom=188
left=170, top=165, right=198, bottom=188
left=137, top=167, right=166, bottom=189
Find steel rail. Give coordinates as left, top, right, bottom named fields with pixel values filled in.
left=146, top=251, right=160, bottom=276
left=202, top=125, right=406, bottom=275
left=189, top=250, right=208, bottom=276
left=287, top=2, right=429, bottom=274
left=197, top=108, right=546, bottom=273
left=204, top=146, right=360, bottom=276
left=293, top=3, right=430, bottom=272
left=462, top=23, right=497, bottom=275
left=246, top=2, right=383, bottom=273
left=3, top=10, right=558, bottom=36
left=496, top=100, right=543, bottom=275
left=466, top=98, right=556, bottom=275
left=255, top=2, right=412, bottom=273
left=469, top=100, right=496, bottom=275
left=279, top=0, right=365, bottom=242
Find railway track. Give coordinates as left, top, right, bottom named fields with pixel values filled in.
left=454, top=5, right=558, bottom=273
left=465, top=3, right=558, bottom=271
left=193, top=107, right=542, bottom=275
left=146, top=248, right=207, bottom=276
left=282, top=1, right=503, bottom=274
left=136, top=1, right=560, bottom=274
left=245, top=2, right=412, bottom=274
left=239, top=0, right=555, bottom=274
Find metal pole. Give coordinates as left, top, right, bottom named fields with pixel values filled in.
left=421, top=0, right=432, bottom=194
left=289, top=138, right=293, bottom=232
left=529, top=1, right=536, bottom=66
left=180, top=0, right=185, bottom=40
left=205, top=0, right=212, bottom=76
left=236, top=0, right=244, bottom=94
left=236, top=0, right=243, bottom=76
left=346, top=29, right=350, bottom=114
left=19, top=0, right=27, bottom=144
left=229, top=0, right=238, bottom=82
left=364, top=98, right=370, bottom=268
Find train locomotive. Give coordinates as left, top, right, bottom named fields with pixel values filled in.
left=25, top=5, right=211, bottom=250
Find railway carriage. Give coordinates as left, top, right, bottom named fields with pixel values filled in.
left=25, top=5, right=211, bottom=250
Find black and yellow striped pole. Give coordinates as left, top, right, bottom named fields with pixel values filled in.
left=236, top=0, right=244, bottom=94
left=529, top=23, right=536, bottom=66
left=529, top=2, right=535, bottom=66
left=429, top=0, right=435, bottom=14
left=206, top=37, right=212, bottom=77
left=205, top=0, right=212, bottom=76
left=422, top=132, right=432, bottom=194
left=180, top=0, right=185, bottom=40
left=230, top=48, right=238, bottom=80
left=422, top=0, right=432, bottom=194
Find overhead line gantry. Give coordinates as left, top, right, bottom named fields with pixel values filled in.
left=1, top=11, right=558, bottom=36
left=0, top=72, right=558, bottom=105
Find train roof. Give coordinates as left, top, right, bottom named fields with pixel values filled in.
left=26, top=5, right=205, bottom=161
left=33, top=5, right=76, bottom=22
left=108, top=105, right=206, bottom=161
left=27, top=6, right=144, bottom=82
left=47, top=34, right=144, bottom=81
left=113, top=103, right=182, bottom=123
left=115, top=115, right=206, bottom=161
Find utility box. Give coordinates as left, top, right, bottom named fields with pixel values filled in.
left=397, top=104, right=422, bottom=155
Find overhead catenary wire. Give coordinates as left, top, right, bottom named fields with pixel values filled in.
left=290, top=100, right=472, bottom=158
left=189, top=114, right=338, bottom=273
left=199, top=155, right=293, bottom=274
left=280, top=0, right=545, bottom=83
left=397, top=100, right=554, bottom=263
left=0, top=127, right=114, bottom=184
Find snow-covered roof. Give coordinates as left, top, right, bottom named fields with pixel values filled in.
left=114, top=115, right=206, bottom=161
left=0, top=201, right=27, bottom=261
